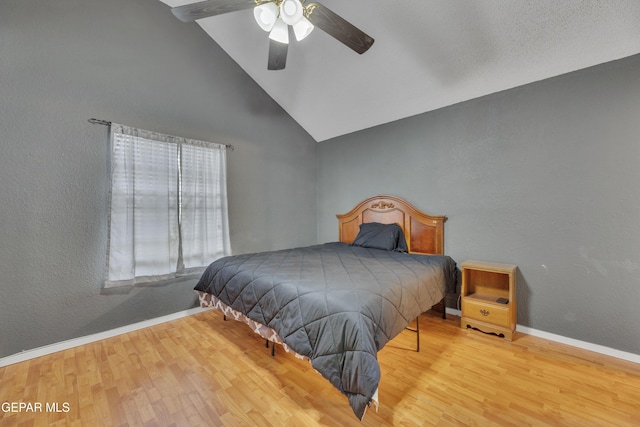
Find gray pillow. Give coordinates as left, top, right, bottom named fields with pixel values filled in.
left=351, top=222, right=408, bottom=252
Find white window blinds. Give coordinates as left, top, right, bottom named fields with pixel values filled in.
left=105, top=124, right=230, bottom=288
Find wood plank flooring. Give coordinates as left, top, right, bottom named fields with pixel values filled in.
left=1, top=310, right=639, bottom=426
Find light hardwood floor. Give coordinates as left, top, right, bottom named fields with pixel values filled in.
left=1, top=310, right=639, bottom=426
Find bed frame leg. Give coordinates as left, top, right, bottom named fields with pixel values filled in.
left=266, top=339, right=275, bottom=356
left=416, top=316, right=420, bottom=352
left=405, top=316, right=421, bottom=352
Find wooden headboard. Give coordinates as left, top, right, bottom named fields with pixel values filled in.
left=336, top=195, right=446, bottom=255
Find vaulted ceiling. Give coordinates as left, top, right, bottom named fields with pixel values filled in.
left=160, top=0, right=640, bottom=142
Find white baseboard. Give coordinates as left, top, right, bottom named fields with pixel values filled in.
left=445, top=307, right=640, bottom=364
left=3, top=307, right=638, bottom=367
left=516, top=325, right=640, bottom=364
left=0, top=307, right=212, bottom=368
left=446, top=307, right=462, bottom=317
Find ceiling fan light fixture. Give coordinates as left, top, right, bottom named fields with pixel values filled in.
left=293, top=17, right=314, bottom=41
left=254, top=3, right=279, bottom=32
left=269, top=18, right=289, bottom=44
left=280, top=0, right=303, bottom=25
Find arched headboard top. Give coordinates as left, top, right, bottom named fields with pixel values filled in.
left=336, top=195, right=447, bottom=255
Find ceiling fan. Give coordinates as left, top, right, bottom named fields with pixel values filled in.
left=170, top=0, right=375, bottom=70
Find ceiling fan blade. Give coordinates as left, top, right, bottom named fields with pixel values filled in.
left=171, top=0, right=258, bottom=22
left=268, top=39, right=288, bottom=70
left=305, top=2, right=374, bottom=54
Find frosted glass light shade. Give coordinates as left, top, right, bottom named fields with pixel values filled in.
left=280, top=0, right=303, bottom=25
left=254, top=3, right=279, bottom=32
left=269, top=18, right=289, bottom=44
left=293, top=17, right=314, bottom=41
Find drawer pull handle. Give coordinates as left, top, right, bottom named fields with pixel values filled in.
left=480, top=309, right=490, bottom=316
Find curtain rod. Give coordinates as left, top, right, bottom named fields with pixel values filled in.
left=88, top=118, right=234, bottom=151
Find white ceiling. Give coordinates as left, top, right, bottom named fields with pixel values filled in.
left=160, top=0, right=640, bottom=142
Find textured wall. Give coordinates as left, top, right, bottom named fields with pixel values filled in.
left=318, top=54, right=640, bottom=355
left=0, top=0, right=317, bottom=358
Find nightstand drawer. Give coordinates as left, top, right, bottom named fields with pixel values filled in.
left=462, top=299, right=510, bottom=327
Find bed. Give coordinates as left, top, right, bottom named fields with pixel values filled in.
left=194, top=195, right=456, bottom=419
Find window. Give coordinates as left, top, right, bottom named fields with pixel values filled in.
left=105, top=124, right=230, bottom=287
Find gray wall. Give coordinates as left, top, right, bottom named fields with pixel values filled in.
left=318, top=54, right=640, bottom=355
left=0, top=0, right=317, bottom=358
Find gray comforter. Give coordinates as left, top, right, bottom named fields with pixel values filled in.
left=195, top=242, right=456, bottom=419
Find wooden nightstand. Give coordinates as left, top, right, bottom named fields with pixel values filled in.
left=460, top=260, right=517, bottom=341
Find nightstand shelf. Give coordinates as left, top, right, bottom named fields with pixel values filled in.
left=460, top=260, right=517, bottom=341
